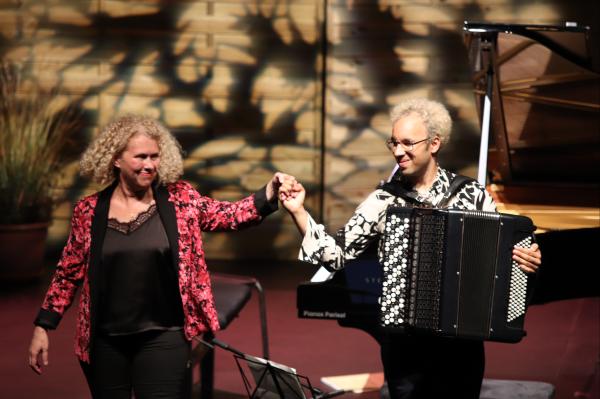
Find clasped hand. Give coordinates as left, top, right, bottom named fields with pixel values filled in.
left=268, top=172, right=305, bottom=212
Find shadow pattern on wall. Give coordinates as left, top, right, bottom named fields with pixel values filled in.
left=2, top=0, right=595, bottom=260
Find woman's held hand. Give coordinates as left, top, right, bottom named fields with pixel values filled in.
left=266, top=172, right=298, bottom=202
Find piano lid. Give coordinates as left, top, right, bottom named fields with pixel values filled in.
left=463, top=22, right=600, bottom=188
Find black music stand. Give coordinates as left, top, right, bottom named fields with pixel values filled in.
left=236, top=353, right=311, bottom=398
left=211, top=339, right=345, bottom=399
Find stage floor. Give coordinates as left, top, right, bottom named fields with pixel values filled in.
left=1, top=259, right=597, bottom=399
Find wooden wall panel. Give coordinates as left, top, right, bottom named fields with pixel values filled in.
left=1, top=0, right=597, bottom=260
left=1, top=0, right=324, bottom=261
left=321, top=0, right=599, bottom=232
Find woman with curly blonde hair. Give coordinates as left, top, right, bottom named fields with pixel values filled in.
left=79, top=115, right=185, bottom=186
left=28, top=114, right=297, bottom=398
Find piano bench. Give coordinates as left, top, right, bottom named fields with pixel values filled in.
left=190, top=273, right=270, bottom=399
left=480, top=379, right=555, bottom=399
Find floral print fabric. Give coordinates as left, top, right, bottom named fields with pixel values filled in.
left=39, top=180, right=263, bottom=362
left=300, top=167, right=496, bottom=271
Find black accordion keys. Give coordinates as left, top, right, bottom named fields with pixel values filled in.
left=380, top=207, right=535, bottom=343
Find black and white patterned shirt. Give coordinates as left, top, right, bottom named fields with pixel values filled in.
left=300, top=167, right=496, bottom=271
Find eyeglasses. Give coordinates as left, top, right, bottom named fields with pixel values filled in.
left=386, top=137, right=431, bottom=151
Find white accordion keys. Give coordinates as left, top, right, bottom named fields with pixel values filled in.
left=507, top=236, right=532, bottom=322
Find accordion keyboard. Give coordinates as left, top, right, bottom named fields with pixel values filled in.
left=380, top=210, right=446, bottom=330
left=507, top=236, right=532, bottom=322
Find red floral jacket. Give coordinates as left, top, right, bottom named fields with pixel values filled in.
left=35, top=180, right=276, bottom=363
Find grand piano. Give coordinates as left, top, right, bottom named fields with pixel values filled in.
left=463, top=21, right=599, bottom=304
left=297, top=22, right=600, bottom=342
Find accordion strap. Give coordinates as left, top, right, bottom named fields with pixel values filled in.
left=379, top=174, right=476, bottom=208
left=438, top=174, right=476, bottom=208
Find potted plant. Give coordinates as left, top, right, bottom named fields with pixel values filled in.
left=0, top=61, right=78, bottom=281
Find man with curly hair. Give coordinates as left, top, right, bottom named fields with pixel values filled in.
left=28, top=115, right=298, bottom=399
left=282, top=98, right=542, bottom=398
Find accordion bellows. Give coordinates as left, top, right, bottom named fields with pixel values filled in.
left=380, top=207, right=535, bottom=343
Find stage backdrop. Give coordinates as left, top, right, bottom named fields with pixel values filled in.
left=1, top=0, right=597, bottom=261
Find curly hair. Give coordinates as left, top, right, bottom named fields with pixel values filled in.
left=389, top=98, right=452, bottom=145
left=80, top=115, right=184, bottom=186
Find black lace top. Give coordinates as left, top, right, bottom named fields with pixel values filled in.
left=99, top=204, right=184, bottom=335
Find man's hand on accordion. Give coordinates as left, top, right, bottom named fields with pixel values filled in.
left=513, top=243, right=541, bottom=274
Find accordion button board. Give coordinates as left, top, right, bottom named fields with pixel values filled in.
left=380, top=207, right=535, bottom=343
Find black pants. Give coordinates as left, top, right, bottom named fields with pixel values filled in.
left=80, top=329, right=191, bottom=399
left=380, top=333, right=485, bottom=399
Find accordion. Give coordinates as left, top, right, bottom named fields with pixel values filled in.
left=380, top=207, right=535, bottom=343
